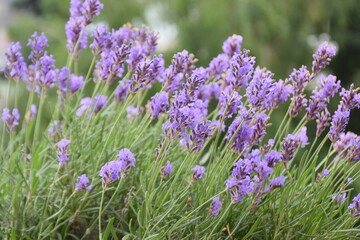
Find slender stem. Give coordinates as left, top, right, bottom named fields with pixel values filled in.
left=98, top=189, right=105, bottom=240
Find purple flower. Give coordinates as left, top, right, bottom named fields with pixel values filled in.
left=65, top=16, right=88, bottom=55
left=269, top=175, right=286, bottom=189
left=3, top=42, right=28, bottom=81
left=149, top=91, right=169, bottom=119
left=191, top=165, right=205, bottom=184
left=280, top=127, right=308, bottom=164
left=58, top=67, right=69, bottom=96
left=48, top=120, right=63, bottom=138
left=222, top=34, right=243, bottom=57
left=348, top=193, right=360, bottom=217
left=306, top=75, right=340, bottom=120
left=289, top=66, right=312, bottom=95
left=116, top=148, right=136, bottom=177
left=75, top=174, right=93, bottom=191
left=99, top=160, right=123, bottom=185
left=270, top=79, right=293, bottom=109
left=208, top=197, right=222, bottom=216
left=36, top=52, right=56, bottom=89
left=160, top=161, right=173, bottom=179
left=245, top=67, right=275, bottom=111
left=27, top=32, right=48, bottom=63
left=332, top=193, right=347, bottom=205
left=57, top=139, right=71, bottom=165
left=289, top=94, right=307, bottom=118
left=81, top=0, right=104, bottom=25
left=316, top=109, right=331, bottom=136
left=329, top=85, right=360, bottom=142
left=69, top=74, right=85, bottom=93
left=312, top=41, right=337, bottom=73
left=185, top=67, right=207, bottom=99
left=114, top=81, right=129, bottom=103
left=207, top=53, right=229, bottom=79
left=226, top=50, right=255, bottom=89
left=323, top=169, right=330, bottom=177
left=94, top=44, right=130, bottom=83
left=188, top=120, right=217, bottom=152
left=333, top=132, right=360, bottom=162
left=76, top=94, right=108, bottom=117
left=197, top=82, right=222, bottom=101
left=2, top=108, right=20, bottom=133
left=218, top=86, right=242, bottom=119
left=90, top=25, right=109, bottom=56
left=264, top=150, right=280, bottom=168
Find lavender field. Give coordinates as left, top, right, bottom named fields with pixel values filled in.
left=1, top=0, right=360, bottom=239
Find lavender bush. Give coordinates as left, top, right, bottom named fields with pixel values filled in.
left=1, top=1, right=360, bottom=239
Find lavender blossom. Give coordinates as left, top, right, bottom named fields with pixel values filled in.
left=27, top=32, right=48, bottom=63
left=270, top=79, right=293, bottom=109
left=2, top=42, right=27, bottom=81
left=189, top=120, right=216, bottom=152
left=222, top=34, right=243, bottom=57
left=316, top=109, right=331, bottom=136
left=76, top=94, right=108, bottom=116
left=269, top=175, right=286, bottom=189
left=289, top=66, right=312, bottom=95
left=329, top=85, right=360, bottom=142
left=349, top=193, right=360, bottom=217
left=332, top=193, right=347, bottom=205
left=58, top=67, right=69, bottom=96
left=207, top=53, right=229, bottom=79
left=2, top=108, right=20, bottom=133
left=69, top=74, right=85, bottom=93
left=280, top=127, right=308, bottom=165
left=25, top=104, right=37, bottom=122
left=160, top=161, right=173, bottom=179
left=81, top=0, right=104, bottom=25
left=116, top=148, right=136, bottom=177
left=65, top=16, right=88, bottom=55
left=99, top=160, right=123, bottom=185
left=75, top=174, right=93, bottom=191
left=306, top=75, right=340, bottom=120
left=312, top=42, right=337, bottom=73
left=333, top=132, right=360, bottom=162
left=185, top=67, right=207, bottom=99
left=90, top=25, right=109, bottom=56
left=57, top=139, right=71, bottom=165
left=225, top=50, right=255, bottom=89
left=264, top=150, right=280, bottom=168
left=149, top=91, right=169, bottom=119
left=208, top=197, right=222, bottom=216
left=191, top=165, right=205, bottom=184
left=218, top=86, right=242, bottom=119
left=289, top=94, right=307, bottom=118
left=36, top=52, right=56, bottom=89
left=245, top=67, right=275, bottom=111
left=114, top=81, right=129, bottom=103
left=323, top=169, right=330, bottom=177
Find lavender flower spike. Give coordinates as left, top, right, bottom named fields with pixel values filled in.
left=269, top=175, right=286, bottom=190
left=2, top=108, right=20, bottom=133
left=208, top=197, right=222, bottom=216
left=57, top=139, right=71, bottom=165
left=75, top=174, right=93, bottom=191
left=81, top=0, right=104, bottom=25
left=99, top=160, right=122, bottom=186
left=222, top=34, right=243, bottom=57
left=27, top=32, right=49, bottom=63
left=69, top=74, right=85, bottom=93
left=3, top=42, right=28, bottom=81
left=117, top=148, right=136, bottom=177
left=191, top=165, right=205, bottom=184
left=349, top=193, right=360, bottom=217
left=149, top=91, right=169, bottom=119
left=160, top=161, right=173, bottom=179
left=312, top=41, right=337, bottom=73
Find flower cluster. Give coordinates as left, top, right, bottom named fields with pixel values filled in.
left=75, top=174, right=93, bottom=191
left=2, top=108, right=20, bottom=133
left=99, top=148, right=136, bottom=186
left=349, top=193, right=360, bottom=217
left=57, top=139, right=71, bottom=165
left=226, top=149, right=285, bottom=203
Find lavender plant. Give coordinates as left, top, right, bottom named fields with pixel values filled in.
left=1, top=1, right=360, bottom=239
